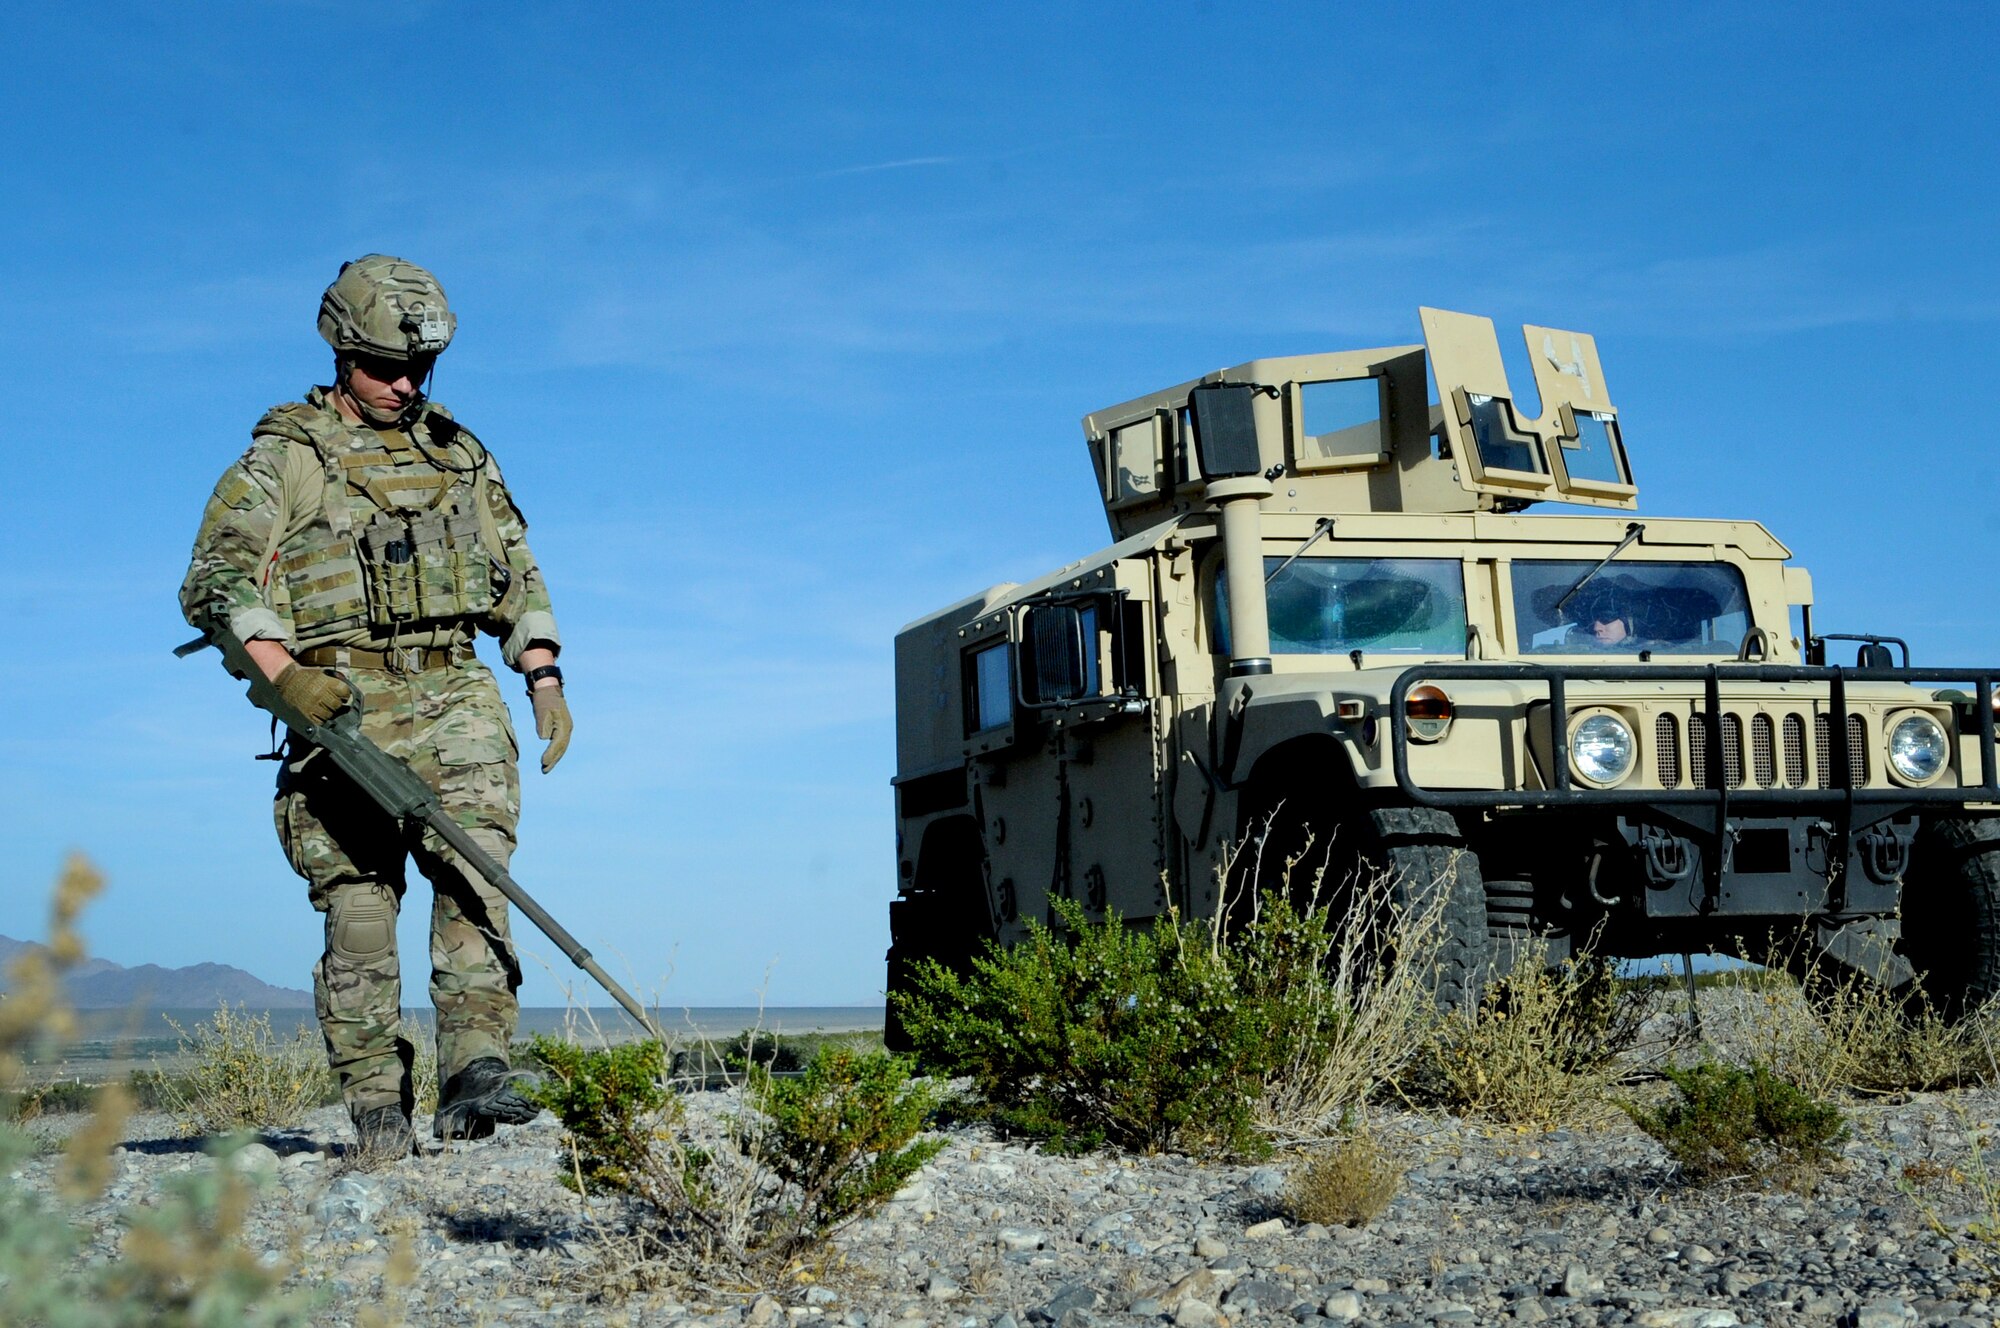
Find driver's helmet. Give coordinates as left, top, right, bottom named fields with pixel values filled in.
left=317, top=254, right=456, bottom=359
left=1568, top=581, right=1633, bottom=631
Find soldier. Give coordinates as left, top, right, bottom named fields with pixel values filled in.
left=181, top=255, right=572, bottom=1163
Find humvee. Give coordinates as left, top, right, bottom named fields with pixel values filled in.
left=887, top=308, right=2000, bottom=1035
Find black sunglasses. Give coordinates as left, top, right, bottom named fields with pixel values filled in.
left=351, top=352, right=436, bottom=385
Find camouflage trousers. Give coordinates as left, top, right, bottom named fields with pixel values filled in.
left=273, top=658, right=522, bottom=1117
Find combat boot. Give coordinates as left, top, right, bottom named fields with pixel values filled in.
left=433, top=1057, right=541, bottom=1141
left=351, top=1104, right=415, bottom=1168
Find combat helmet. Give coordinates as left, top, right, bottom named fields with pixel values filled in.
left=318, top=254, right=456, bottom=360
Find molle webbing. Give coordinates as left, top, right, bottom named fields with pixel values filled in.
left=249, top=397, right=505, bottom=640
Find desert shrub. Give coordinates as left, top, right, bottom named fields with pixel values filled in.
left=156, top=1006, right=335, bottom=1136
left=747, top=1046, right=944, bottom=1248
left=529, top=1036, right=689, bottom=1196
left=12, top=1079, right=98, bottom=1120
left=1626, top=1059, right=1847, bottom=1185
left=528, top=1035, right=942, bottom=1284
left=1407, top=940, right=1652, bottom=1127
left=0, top=856, right=315, bottom=1326
left=896, top=898, right=1270, bottom=1157
left=896, top=862, right=1449, bottom=1158
left=1724, top=938, right=1999, bottom=1097
left=1283, top=1126, right=1401, bottom=1227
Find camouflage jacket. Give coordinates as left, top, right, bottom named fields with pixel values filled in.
left=180, top=387, right=560, bottom=667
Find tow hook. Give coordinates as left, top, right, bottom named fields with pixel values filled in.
left=1856, top=823, right=1913, bottom=884
left=1639, top=828, right=1697, bottom=889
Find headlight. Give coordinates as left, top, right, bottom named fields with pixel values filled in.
left=1887, top=712, right=1949, bottom=784
left=1571, top=712, right=1636, bottom=786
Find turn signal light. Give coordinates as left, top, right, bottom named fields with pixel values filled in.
left=1406, top=685, right=1454, bottom=742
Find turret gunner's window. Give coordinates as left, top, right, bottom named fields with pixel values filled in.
left=965, top=642, right=1014, bottom=733
left=1467, top=394, right=1546, bottom=475
left=1216, top=558, right=1469, bottom=656
left=1512, top=561, right=1751, bottom=655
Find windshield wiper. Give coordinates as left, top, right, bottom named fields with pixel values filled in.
left=1265, top=518, right=1335, bottom=585
left=1553, top=521, right=1645, bottom=616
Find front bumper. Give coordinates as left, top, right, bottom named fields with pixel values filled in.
left=1387, top=662, right=2000, bottom=916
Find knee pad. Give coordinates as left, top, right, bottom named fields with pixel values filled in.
left=328, top=884, right=397, bottom=963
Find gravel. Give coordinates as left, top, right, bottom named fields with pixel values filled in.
left=12, top=1035, right=2000, bottom=1325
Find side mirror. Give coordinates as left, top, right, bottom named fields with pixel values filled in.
left=1188, top=383, right=1263, bottom=479
left=1857, top=643, right=1895, bottom=669
left=1022, top=604, right=1089, bottom=705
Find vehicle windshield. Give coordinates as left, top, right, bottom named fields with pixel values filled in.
left=1511, top=560, right=1751, bottom=655
left=1217, top=557, right=1468, bottom=655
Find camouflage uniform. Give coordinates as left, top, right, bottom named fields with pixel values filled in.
left=181, top=385, right=559, bottom=1118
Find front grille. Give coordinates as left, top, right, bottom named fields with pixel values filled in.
left=1815, top=713, right=1869, bottom=787
left=1645, top=706, right=1873, bottom=791
left=1752, top=713, right=1777, bottom=787
left=1689, top=712, right=1746, bottom=788
left=1655, top=714, right=1681, bottom=789
left=1784, top=714, right=1807, bottom=787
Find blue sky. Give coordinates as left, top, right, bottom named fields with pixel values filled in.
left=1, top=4, right=1995, bottom=1008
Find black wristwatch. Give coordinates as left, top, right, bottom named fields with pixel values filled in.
left=524, top=664, right=564, bottom=694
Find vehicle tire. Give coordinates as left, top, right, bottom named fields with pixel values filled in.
left=1364, top=806, right=1493, bottom=1013
left=884, top=818, right=992, bottom=1053
left=1899, top=815, right=2000, bottom=1019
left=1236, top=781, right=1491, bottom=1011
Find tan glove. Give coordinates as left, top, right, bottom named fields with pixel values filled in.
left=274, top=663, right=354, bottom=726
left=531, top=686, right=572, bottom=773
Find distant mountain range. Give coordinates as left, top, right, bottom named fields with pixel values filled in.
left=0, top=935, right=312, bottom=1009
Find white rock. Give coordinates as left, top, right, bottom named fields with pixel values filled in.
left=1243, top=1218, right=1286, bottom=1239
left=1193, top=1235, right=1228, bottom=1259
left=229, top=1143, right=280, bottom=1174
left=1635, top=1311, right=1740, bottom=1328
left=997, top=1227, right=1046, bottom=1252
left=1172, top=1301, right=1217, bottom=1328
left=1322, top=1291, right=1363, bottom=1321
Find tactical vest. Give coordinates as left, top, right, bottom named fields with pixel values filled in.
left=251, top=396, right=511, bottom=643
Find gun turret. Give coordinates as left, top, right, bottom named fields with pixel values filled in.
left=1079, top=307, right=1637, bottom=541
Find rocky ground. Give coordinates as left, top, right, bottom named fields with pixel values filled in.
left=13, top=1010, right=2000, bottom=1328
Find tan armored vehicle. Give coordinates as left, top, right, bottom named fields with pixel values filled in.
left=888, top=308, right=2000, bottom=1034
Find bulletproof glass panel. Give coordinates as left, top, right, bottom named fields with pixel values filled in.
left=1468, top=395, right=1547, bottom=475
left=966, top=642, right=1013, bottom=733
left=1022, top=604, right=1089, bottom=705
left=1215, top=557, right=1468, bottom=655
left=1511, top=561, right=1752, bottom=656
left=1296, top=378, right=1385, bottom=468
left=1107, top=417, right=1163, bottom=507
left=1189, top=384, right=1263, bottom=479
left=1561, top=412, right=1628, bottom=485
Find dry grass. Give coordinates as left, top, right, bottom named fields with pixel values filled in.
left=1720, top=934, right=2000, bottom=1099
left=1283, top=1126, right=1401, bottom=1226
left=155, top=1005, right=335, bottom=1137
left=1217, top=821, right=1455, bottom=1144
left=1406, top=934, right=1655, bottom=1128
